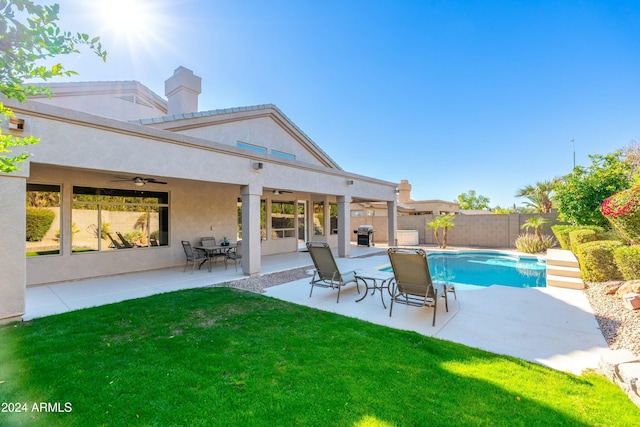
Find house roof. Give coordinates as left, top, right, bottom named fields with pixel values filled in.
left=131, top=103, right=343, bottom=170
left=28, top=80, right=343, bottom=170
left=29, top=80, right=167, bottom=111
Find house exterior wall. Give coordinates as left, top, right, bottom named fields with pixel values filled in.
left=8, top=98, right=396, bottom=285
left=397, top=212, right=559, bottom=248
left=25, top=166, right=240, bottom=285
left=0, top=173, right=28, bottom=322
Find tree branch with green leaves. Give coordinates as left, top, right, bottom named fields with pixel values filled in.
left=0, top=0, right=106, bottom=173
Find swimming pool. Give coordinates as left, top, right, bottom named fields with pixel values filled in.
left=382, top=251, right=546, bottom=290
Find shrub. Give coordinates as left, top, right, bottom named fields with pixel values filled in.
left=601, top=185, right=640, bottom=244
left=100, top=223, right=111, bottom=239
left=596, top=228, right=628, bottom=244
left=577, top=240, right=624, bottom=282
left=55, top=223, right=80, bottom=240
left=551, top=225, right=577, bottom=250
left=613, top=245, right=640, bottom=280
left=569, top=229, right=597, bottom=254
left=124, top=230, right=145, bottom=244
left=515, top=233, right=555, bottom=253
left=26, top=208, right=55, bottom=241
left=552, top=225, right=604, bottom=250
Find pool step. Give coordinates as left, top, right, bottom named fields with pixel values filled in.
left=547, top=264, right=582, bottom=278
left=546, top=274, right=585, bottom=290
left=546, top=249, right=581, bottom=268
left=546, top=249, right=584, bottom=290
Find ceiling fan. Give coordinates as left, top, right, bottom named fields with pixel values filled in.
left=111, top=176, right=168, bottom=186
left=272, top=189, right=292, bottom=195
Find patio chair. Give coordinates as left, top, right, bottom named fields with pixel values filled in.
left=225, top=240, right=242, bottom=271
left=306, top=241, right=359, bottom=303
left=116, top=231, right=136, bottom=248
left=181, top=241, right=210, bottom=273
left=387, top=247, right=449, bottom=326
left=201, top=237, right=226, bottom=264
left=107, top=233, right=125, bottom=249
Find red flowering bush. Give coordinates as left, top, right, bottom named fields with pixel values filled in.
left=601, top=185, right=640, bottom=244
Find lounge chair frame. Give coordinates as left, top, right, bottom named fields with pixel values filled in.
left=306, top=241, right=359, bottom=303
left=387, top=247, right=449, bottom=326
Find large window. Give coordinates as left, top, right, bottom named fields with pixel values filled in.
left=26, top=184, right=61, bottom=256
left=313, top=202, right=324, bottom=236
left=330, top=203, right=339, bottom=235
left=236, top=198, right=266, bottom=241
left=271, top=201, right=295, bottom=239
left=71, top=187, right=169, bottom=252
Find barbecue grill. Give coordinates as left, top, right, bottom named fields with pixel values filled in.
left=354, top=225, right=375, bottom=247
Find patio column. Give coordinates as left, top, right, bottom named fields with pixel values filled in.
left=387, top=199, right=397, bottom=246
left=0, top=172, right=27, bottom=323
left=323, top=196, right=331, bottom=242
left=337, top=195, right=351, bottom=258
left=241, top=183, right=262, bottom=276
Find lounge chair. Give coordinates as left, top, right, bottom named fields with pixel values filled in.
left=387, top=247, right=449, bottom=326
left=107, top=233, right=125, bottom=249
left=181, top=241, right=210, bottom=273
left=306, top=241, right=359, bottom=303
left=116, top=231, right=136, bottom=248
left=225, top=240, right=242, bottom=271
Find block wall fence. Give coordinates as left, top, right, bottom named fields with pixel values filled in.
left=351, top=212, right=559, bottom=248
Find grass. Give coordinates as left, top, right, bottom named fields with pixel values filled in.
left=1, top=287, right=638, bottom=426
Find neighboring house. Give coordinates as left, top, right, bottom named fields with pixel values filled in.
left=396, top=180, right=459, bottom=215
left=0, top=66, right=397, bottom=323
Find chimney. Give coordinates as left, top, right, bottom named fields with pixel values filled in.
left=398, top=179, right=412, bottom=204
left=164, top=66, right=202, bottom=116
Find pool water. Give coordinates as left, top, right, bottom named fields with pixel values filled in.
left=382, top=251, right=546, bottom=290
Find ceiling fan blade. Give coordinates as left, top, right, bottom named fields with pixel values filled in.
left=146, top=178, right=167, bottom=185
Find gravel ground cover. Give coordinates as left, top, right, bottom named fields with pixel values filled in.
left=584, top=282, right=640, bottom=356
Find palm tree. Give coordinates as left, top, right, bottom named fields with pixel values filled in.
left=521, top=216, right=550, bottom=245
left=427, top=214, right=456, bottom=248
left=515, top=179, right=559, bottom=213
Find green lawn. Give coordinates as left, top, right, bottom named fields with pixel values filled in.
left=1, top=287, right=637, bottom=426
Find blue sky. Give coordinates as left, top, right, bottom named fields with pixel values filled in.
left=44, top=0, right=640, bottom=208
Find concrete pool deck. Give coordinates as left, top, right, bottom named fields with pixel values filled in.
left=23, top=244, right=609, bottom=376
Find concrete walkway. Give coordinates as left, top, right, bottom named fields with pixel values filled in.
left=24, top=245, right=609, bottom=376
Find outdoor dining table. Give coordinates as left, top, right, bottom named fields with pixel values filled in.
left=354, top=269, right=395, bottom=308
left=194, top=244, right=237, bottom=269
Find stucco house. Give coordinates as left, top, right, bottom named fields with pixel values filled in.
left=0, top=66, right=398, bottom=323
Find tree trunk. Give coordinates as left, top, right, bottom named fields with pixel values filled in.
left=433, top=229, right=441, bottom=248
left=442, top=226, right=448, bottom=249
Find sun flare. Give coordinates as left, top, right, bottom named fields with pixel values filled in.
left=90, top=0, right=167, bottom=52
